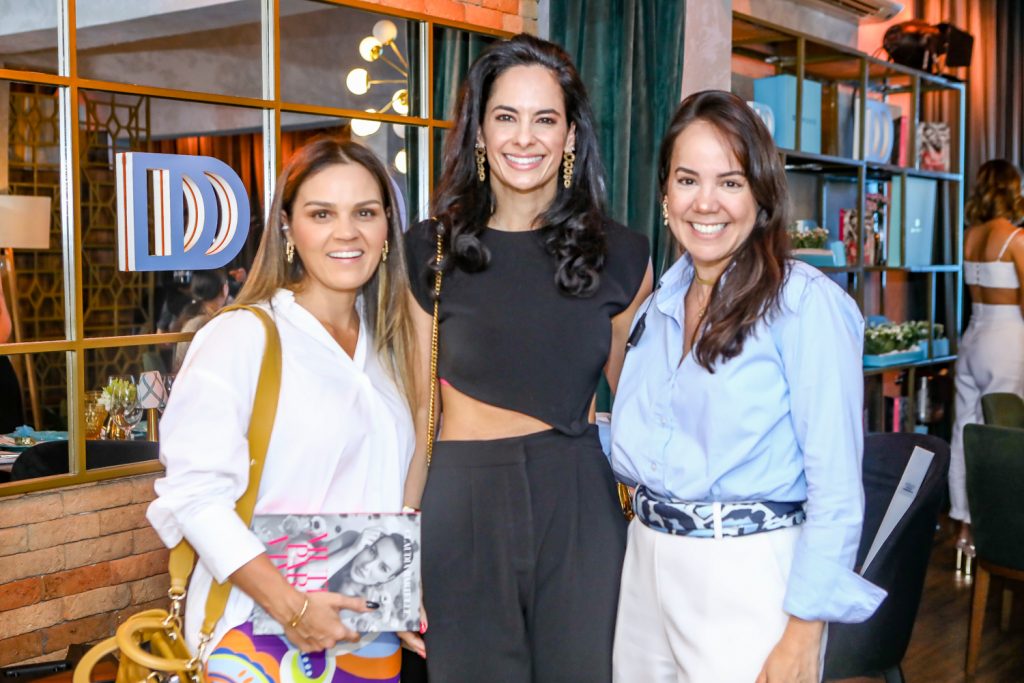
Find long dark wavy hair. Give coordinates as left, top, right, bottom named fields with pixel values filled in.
left=658, top=90, right=791, bottom=372
left=965, top=159, right=1024, bottom=226
left=432, top=34, right=608, bottom=297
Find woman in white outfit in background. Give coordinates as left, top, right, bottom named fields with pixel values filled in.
left=949, top=159, right=1024, bottom=572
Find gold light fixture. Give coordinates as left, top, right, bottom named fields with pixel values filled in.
left=346, top=19, right=410, bottom=128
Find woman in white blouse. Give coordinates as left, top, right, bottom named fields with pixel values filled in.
left=147, top=138, right=420, bottom=683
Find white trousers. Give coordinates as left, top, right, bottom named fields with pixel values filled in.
left=613, top=519, right=803, bottom=683
left=949, top=304, right=1024, bottom=522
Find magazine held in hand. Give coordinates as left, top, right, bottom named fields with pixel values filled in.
left=251, top=512, right=421, bottom=633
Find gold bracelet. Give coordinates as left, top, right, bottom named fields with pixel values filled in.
left=287, top=596, right=309, bottom=629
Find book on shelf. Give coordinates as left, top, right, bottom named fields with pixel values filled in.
left=840, top=208, right=858, bottom=266
left=890, top=116, right=910, bottom=167
left=889, top=177, right=903, bottom=267
left=917, top=122, right=950, bottom=172
left=250, top=512, right=421, bottom=635
left=904, top=176, right=938, bottom=267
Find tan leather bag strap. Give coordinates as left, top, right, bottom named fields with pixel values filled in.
left=165, top=303, right=283, bottom=645
left=426, top=228, right=444, bottom=467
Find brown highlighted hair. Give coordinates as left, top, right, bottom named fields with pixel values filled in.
left=657, top=90, right=790, bottom=372
left=237, top=137, right=416, bottom=409
left=965, top=159, right=1024, bottom=226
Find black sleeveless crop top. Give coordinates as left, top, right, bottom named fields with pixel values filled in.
left=405, top=219, right=650, bottom=436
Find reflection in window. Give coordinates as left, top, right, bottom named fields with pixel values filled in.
left=0, top=350, right=66, bottom=434
left=4, top=81, right=65, bottom=344
left=280, top=0, right=418, bottom=116
left=280, top=112, right=420, bottom=228
left=76, top=1, right=263, bottom=98
left=0, top=2, right=60, bottom=75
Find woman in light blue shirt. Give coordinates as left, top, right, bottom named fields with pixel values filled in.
left=610, top=90, right=885, bottom=683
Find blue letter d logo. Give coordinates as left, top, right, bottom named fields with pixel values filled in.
left=115, top=152, right=251, bottom=272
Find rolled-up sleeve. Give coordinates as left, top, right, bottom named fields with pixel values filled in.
left=146, top=311, right=268, bottom=584
left=775, top=272, right=887, bottom=623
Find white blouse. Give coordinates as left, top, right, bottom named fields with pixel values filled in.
left=147, top=289, right=415, bottom=650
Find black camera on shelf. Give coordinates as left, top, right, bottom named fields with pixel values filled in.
left=882, top=20, right=974, bottom=75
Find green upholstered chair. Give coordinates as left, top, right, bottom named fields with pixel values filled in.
left=964, top=423, right=1024, bottom=674
left=981, top=392, right=1024, bottom=429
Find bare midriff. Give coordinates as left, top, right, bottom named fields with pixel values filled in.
left=438, top=383, right=554, bottom=441
left=967, top=284, right=1020, bottom=306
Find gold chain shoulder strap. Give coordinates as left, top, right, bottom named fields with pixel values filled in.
left=426, top=224, right=444, bottom=467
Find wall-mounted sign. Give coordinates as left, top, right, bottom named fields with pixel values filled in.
left=115, top=152, right=250, bottom=272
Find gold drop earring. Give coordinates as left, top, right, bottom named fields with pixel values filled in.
left=381, top=239, right=389, bottom=264
left=282, top=226, right=295, bottom=264
left=475, top=143, right=487, bottom=182
left=562, top=148, right=576, bottom=189
left=661, top=197, right=669, bottom=226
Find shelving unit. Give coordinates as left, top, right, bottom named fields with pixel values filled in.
left=732, top=13, right=966, bottom=435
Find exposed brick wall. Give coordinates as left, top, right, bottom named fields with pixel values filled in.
left=0, top=474, right=168, bottom=667
left=367, top=0, right=538, bottom=34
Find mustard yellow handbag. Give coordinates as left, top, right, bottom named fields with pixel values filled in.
left=74, top=305, right=282, bottom=683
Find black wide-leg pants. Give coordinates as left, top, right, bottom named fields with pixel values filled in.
left=420, top=426, right=627, bottom=683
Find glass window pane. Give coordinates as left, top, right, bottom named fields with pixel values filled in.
left=3, top=79, right=67, bottom=343
left=280, top=1, right=419, bottom=117
left=0, top=0, right=60, bottom=75
left=81, top=344, right=163, bottom=472
left=280, top=111, right=423, bottom=229
left=432, top=126, right=448, bottom=188
left=76, top=1, right=263, bottom=98
left=79, top=90, right=263, bottom=338
left=0, top=350, right=69, bottom=486
left=432, top=27, right=497, bottom=121
left=0, top=349, right=66, bottom=432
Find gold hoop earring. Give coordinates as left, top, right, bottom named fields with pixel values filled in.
left=661, top=198, right=669, bottom=227
left=562, top=149, right=576, bottom=189
left=285, top=240, right=295, bottom=264
left=381, top=239, right=389, bottom=264
left=475, top=144, right=487, bottom=182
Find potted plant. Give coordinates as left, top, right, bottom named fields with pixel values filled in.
left=863, top=321, right=927, bottom=367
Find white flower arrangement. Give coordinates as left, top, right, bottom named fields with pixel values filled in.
left=99, top=378, right=137, bottom=413
left=865, top=321, right=946, bottom=356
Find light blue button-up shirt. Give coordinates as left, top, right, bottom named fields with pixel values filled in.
left=611, top=255, right=886, bottom=623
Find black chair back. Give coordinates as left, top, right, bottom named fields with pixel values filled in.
left=823, top=432, right=950, bottom=681
left=981, top=392, right=1024, bottom=429
left=965, top=424, right=1024, bottom=570
left=10, top=439, right=159, bottom=481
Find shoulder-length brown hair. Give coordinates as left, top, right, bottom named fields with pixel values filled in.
left=965, top=159, right=1024, bottom=226
left=658, top=90, right=790, bottom=372
left=236, top=136, right=417, bottom=409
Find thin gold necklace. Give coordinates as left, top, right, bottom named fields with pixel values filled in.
left=694, top=272, right=716, bottom=286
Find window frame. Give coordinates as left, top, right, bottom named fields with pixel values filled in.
left=0, top=0, right=508, bottom=495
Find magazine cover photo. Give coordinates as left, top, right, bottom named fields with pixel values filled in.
left=250, top=512, right=421, bottom=634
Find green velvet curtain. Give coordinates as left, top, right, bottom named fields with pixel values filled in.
left=551, top=1, right=685, bottom=410
left=550, top=0, right=686, bottom=274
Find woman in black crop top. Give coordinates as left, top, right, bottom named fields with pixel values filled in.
left=402, top=35, right=651, bottom=683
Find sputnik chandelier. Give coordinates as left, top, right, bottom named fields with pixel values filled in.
left=346, top=19, right=409, bottom=135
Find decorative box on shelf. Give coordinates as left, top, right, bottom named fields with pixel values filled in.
left=920, top=337, right=951, bottom=358
left=753, top=74, right=822, bottom=153
left=792, top=241, right=846, bottom=267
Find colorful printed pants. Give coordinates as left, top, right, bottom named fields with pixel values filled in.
left=206, top=622, right=400, bottom=683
